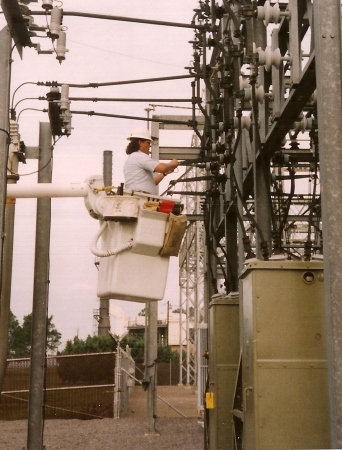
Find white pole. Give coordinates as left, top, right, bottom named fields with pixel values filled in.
left=6, top=182, right=88, bottom=198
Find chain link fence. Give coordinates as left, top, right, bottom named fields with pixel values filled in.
left=135, top=361, right=183, bottom=386
left=1, top=353, right=117, bottom=420
left=1, top=351, right=183, bottom=421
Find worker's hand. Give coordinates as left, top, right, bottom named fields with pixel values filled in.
left=163, top=159, right=179, bottom=175
left=167, top=159, right=179, bottom=173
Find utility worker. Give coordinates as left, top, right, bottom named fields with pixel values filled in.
left=123, top=127, right=179, bottom=195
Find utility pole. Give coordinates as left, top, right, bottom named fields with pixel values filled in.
left=313, top=2, right=342, bottom=447
left=27, top=122, right=52, bottom=450
left=97, top=150, right=112, bottom=336
left=0, top=25, right=13, bottom=393
left=145, top=301, right=158, bottom=434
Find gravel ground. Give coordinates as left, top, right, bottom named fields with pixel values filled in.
left=0, top=386, right=204, bottom=450
left=0, top=417, right=204, bottom=450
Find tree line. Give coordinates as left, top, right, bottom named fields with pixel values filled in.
left=8, top=311, right=180, bottom=363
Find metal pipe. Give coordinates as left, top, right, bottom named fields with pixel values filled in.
left=27, top=122, right=52, bottom=450
left=0, top=25, right=12, bottom=394
left=313, top=1, right=342, bottom=446
left=7, top=182, right=88, bottom=198
left=145, top=302, right=158, bottom=433
left=97, top=150, right=113, bottom=337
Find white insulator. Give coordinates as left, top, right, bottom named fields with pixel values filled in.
left=257, top=1, right=290, bottom=26
left=10, top=120, right=20, bottom=141
left=244, top=85, right=265, bottom=104
left=56, top=31, right=66, bottom=63
left=239, top=75, right=250, bottom=90
left=294, top=116, right=313, bottom=133
left=311, top=90, right=317, bottom=104
left=49, top=7, right=62, bottom=39
left=242, top=116, right=251, bottom=131
left=60, top=84, right=70, bottom=111
left=233, top=115, right=251, bottom=131
left=42, top=0, right=53, bottom=10
left=258, top=47, right=291, bottom=72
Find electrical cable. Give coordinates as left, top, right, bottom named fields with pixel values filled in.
left=43, top=74, right=195, bottom=88
left=202, top=198, right=219, bottom=294
left=250, top=80, right=273, bottom=258
left=17, top=108, right=48, bottom=122
left=278, top=166, right=296, bottom=236
left=11, top=82, right=38, bottom=111
left=30, top=10, right=208, bottom=30
left=222, top=0, right=240, bottom=32
left=70, top=110, right=194, bottom=126
left=8, top=155, right=54, bottom=178
left=90, top=222, right=133, bottom=257
left=305, top=130, right=320, bottom=255
left=161, top=166, right=194, bottom=196
left=228, top=113, right=256, bottom=261
left=69, top=97, right=193, bottom=103
left=13, top=97, right=42, bottom=111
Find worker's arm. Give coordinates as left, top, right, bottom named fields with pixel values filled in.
left=153, top=159, right=179, bottom=185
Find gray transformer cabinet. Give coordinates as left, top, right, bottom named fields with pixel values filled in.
left=238, top=260, right=330, bottom=450
left=207, top=294, right=240, bottom=449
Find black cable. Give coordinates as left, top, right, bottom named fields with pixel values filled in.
left=70, top=110, right=194, bottom=126
left=8, top=155, right=54, bottom=178
left=278, top=166, right=295, bottom=236
left=0, top=128, right=10, bottom=139
left=17, top=108, right=48, bottom=122
left=250, top=80, right=273, bottom=258
left=31, top=10, right=208, bottom=30
left=42, top=74, right=195, bottom=88
left=203, top=199, right=219, bottom=294
left=222, top=0, right=240, bottom=32
left=209, top=198, right=230, bottom=290
left=161, top=166, right=193, bottom=196
left=11, top=82, right=38, bottom=111
left=306, top=131, right=320, bottom=255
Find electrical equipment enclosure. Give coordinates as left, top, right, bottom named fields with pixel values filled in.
left=207, top=293, right=240, bottom=450
left=240, top=260, right=330, bottom=450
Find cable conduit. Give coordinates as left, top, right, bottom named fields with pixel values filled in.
left=90, top=221, right=133, bottom=257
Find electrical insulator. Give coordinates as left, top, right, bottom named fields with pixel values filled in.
left=257, top=1, right=290, bottom=26
left=244, top=85, right=265, bottom=104
left=61, top=84, right=72, bottom=136
left=257, top=46, right=291, bottom=72
left=10, top=120, right=20, bottom=146
left=293, top=116, right=313, bottom=134
left=60, top=84, right=70, bottom=112
left=47, top=87, right=63, bottom=136
left=42, top=0, right=53, bottom=10
left=239, top=76, right=250, bottom=90
left=49, top=6, right=62, bottom=39
left=233, top=115, right=252, bottom=131
left=63, top=112, right=72, bottom=136
left=56, top=31, right=67, bottom=63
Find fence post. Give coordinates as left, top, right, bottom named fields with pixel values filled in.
left=114, top=345, right=121, bottom=419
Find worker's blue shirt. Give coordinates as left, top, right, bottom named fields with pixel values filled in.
left=123, top=151, right=159, bottom=195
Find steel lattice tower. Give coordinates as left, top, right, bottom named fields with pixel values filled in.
left=179, top=133, right=206, bottom=388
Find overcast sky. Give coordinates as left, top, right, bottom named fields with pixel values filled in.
left=0, top=1, right=197, bottom=346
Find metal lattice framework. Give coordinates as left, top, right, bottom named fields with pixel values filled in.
left=178, top=150, right=206, bottom=387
